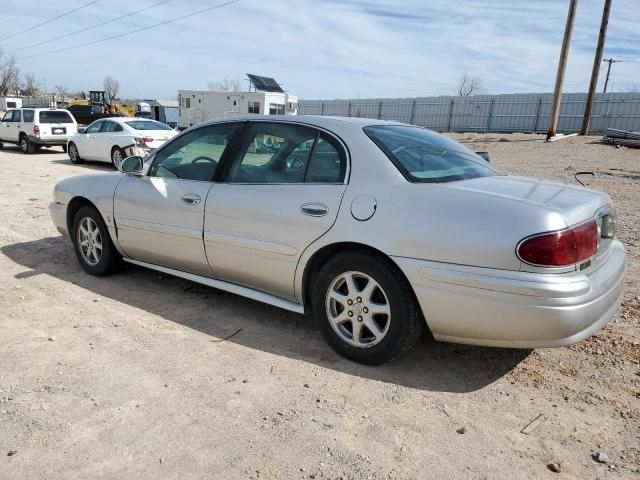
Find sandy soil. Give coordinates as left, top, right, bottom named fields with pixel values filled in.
left=0, top=134, right=638, bottom=480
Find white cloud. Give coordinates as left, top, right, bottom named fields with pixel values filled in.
left=2, top=0, right=638, bottom=98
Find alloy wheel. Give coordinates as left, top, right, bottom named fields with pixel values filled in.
left=325, top=271, right=391, bottom=348
left=69, top=145, right=78, bottom=162
left=76, top=217, right=103, bottom=266
left=112, top=148, right=123, bottom=167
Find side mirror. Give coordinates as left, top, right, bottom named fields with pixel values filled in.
left=118, top=156, right=144, bottom=175
left=78, top=128, right=86, bottom=134
left=476, top=151, right=490, bottom=162
left=286, top=156, right=305, bottom=171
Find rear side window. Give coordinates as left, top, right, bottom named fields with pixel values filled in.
left=364, top=125, right=499, bottom=183
left=22, top=110, right=34, bottom=122
left=39, top=111, right=74, bottom=124
left=125, top=120, right=172, bottom=131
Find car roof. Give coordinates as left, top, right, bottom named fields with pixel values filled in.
left=199, top=114, right=407, bottom=131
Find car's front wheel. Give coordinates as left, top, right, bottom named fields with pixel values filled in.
left=72, top=205, right=121, bottom=276
left=313, top=251, right=424, bottom=365
left=68, top=143, right=83, bottom=164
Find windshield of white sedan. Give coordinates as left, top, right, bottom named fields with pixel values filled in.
left=125, top=120, right=173, bottom=131
left=364, top=125, right=499, bottom=183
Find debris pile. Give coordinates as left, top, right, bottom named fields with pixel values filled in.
left=602, top=128, right=640, bottom=148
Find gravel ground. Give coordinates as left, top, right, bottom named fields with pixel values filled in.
left=0, top=134, right=638, bottom=479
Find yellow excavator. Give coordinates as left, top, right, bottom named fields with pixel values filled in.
left=67, top=90, right=135, bottom=116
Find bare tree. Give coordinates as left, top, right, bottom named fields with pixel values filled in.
left=626, top=84, right=639, bottom=93
left=103, top=76, right=120, bottom=100
left=456, top=74, right=485, bottom=96
left=207, top=78, right=241, bottom=92
left=0, top=48, right=20, bottom=96
left=21, top=73, right=40, bottom=96
left=54, top=84, right=70, bottom=101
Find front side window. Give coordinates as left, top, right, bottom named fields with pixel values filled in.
left=248, top=101, right=260, bottom=114
left=2, top=110, right=14, bottom=122
left=39, top=111, right=74, bottom=123
left=149, top=123, right=240, bottom=182
left=226, top=122, right=346, bottom=184
left=84, top=121, right=103, bottom=133
left=101, top=121, right=123, bottom=133
left=268, top=103, right=285, bottom=115
left=22, top=110, right=34, bottom=122
left=364, top=125, right=499, bottom=183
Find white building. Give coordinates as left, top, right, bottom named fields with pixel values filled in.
left=0, top=97, right=22, bottom=111
left=177, top=74, right=297, bottom=130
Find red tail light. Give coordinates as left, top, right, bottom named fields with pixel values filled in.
left=517, top=220, right=598, bottom=267
left=34, top=125, right=40, bottom=135
left=143, top=137, right=154, bottom=144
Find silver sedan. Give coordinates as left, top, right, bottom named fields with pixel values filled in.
left=49, top=116, right=627, bottom=364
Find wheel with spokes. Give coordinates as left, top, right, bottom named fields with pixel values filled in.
left=68, top=143, right=84, bottom=164
left=72, top=205, right=121, bottom=276
left=313, top=251, right=423, bottom=365
left=111, top=146, right=125, bottom=168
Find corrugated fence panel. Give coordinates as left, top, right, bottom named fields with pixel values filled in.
left=299, top=92, right=640, bottom=133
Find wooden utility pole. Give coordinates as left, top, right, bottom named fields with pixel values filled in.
left=580, top=0, right=612, bottom=135
left=547, top=0, right=579, bottom=141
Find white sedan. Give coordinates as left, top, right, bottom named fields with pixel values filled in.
left=67, top=118, right=178, bottom=167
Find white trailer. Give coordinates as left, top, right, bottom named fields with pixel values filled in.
left=0, top=97, right=22, bottom=111
left=177, top=90, right=298, bottom=130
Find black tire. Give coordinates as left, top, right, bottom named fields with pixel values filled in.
left=61, top=144, right=67, bottom=153
left=111, top=146, right=125, bottom=168
left=71, top=205, right=122, bottom=276
left=312, top=251, right=424, bottom=365
left=68, top=142, right=84, bottom=164
left=19, top=134, right=35, bottom=154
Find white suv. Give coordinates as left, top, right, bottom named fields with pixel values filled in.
left=0, top=108, right=78, bottom=154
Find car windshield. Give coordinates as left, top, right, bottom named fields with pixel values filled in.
left=364, top=125, right=499, bottom=183
left=39, top=111, right=74, bottom=124
left=125, top=120, right=172, bottom=131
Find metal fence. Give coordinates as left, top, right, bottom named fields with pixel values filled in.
left=299, top=92, right=640, bottom=134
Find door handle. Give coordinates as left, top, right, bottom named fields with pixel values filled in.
left=182, top=193, right=201, bottom=205
left=300, top=202, right=328, bottom=217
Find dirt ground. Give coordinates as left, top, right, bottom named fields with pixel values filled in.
left=0, top=133, right=638, bottom=480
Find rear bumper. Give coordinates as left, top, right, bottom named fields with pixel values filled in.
left=29, top=135, right=70, bottom=146
left=392, top=240, right=627, bottom=348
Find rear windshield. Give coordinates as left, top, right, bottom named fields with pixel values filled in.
left=125, top=120, right=172, bottom=131
left=39, top=111, right=74, bottom=124
left=364, top=125, right=499, bottom=183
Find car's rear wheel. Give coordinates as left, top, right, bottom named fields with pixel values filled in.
left=111, top=146, right=125, bottom=168
left=68, top=143, right=83, bottom=164
left=71, top=205, right=121, bottom=276
left=20, top=135, right=35, bottom=154
left=312, top=251, right=424, bottom=365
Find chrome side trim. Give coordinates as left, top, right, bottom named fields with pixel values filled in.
left=203, top=231, right=298, bottom=256
left=123, top=258, right=305, bottom=314
left=118, top=217, right=202, bottom=240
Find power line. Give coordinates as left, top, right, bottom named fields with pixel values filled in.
left=10, top=0, right=172, bottom=53
left=0, top=0, right=101, bottom=43
left=16, top=0, right=242, bottom=61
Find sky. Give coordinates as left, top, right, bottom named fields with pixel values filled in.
left=1, top=0, right=638, bottom=100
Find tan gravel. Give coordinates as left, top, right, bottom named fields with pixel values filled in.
left=0, top=135, right=638, bottom=479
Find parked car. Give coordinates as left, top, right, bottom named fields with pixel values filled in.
left=0, top=107, right=77, bottom=153
left=66, top=104, right=125, bottom=126
left=67, top=118, right=178, bottom=167
left=49, top=116, right=626, bottom=364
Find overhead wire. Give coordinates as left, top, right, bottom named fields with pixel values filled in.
left=0, top=0, right=102, bottom=42
left=10, top=0, right=172, bottom=53
left=16, top=0, right=242, bottom=61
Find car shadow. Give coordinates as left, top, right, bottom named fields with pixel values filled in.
left=0, top=145, right=65, bottom=155
left=1, top=236, right=530, bottom=393
left=49, top=159, right=115, bottom=171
